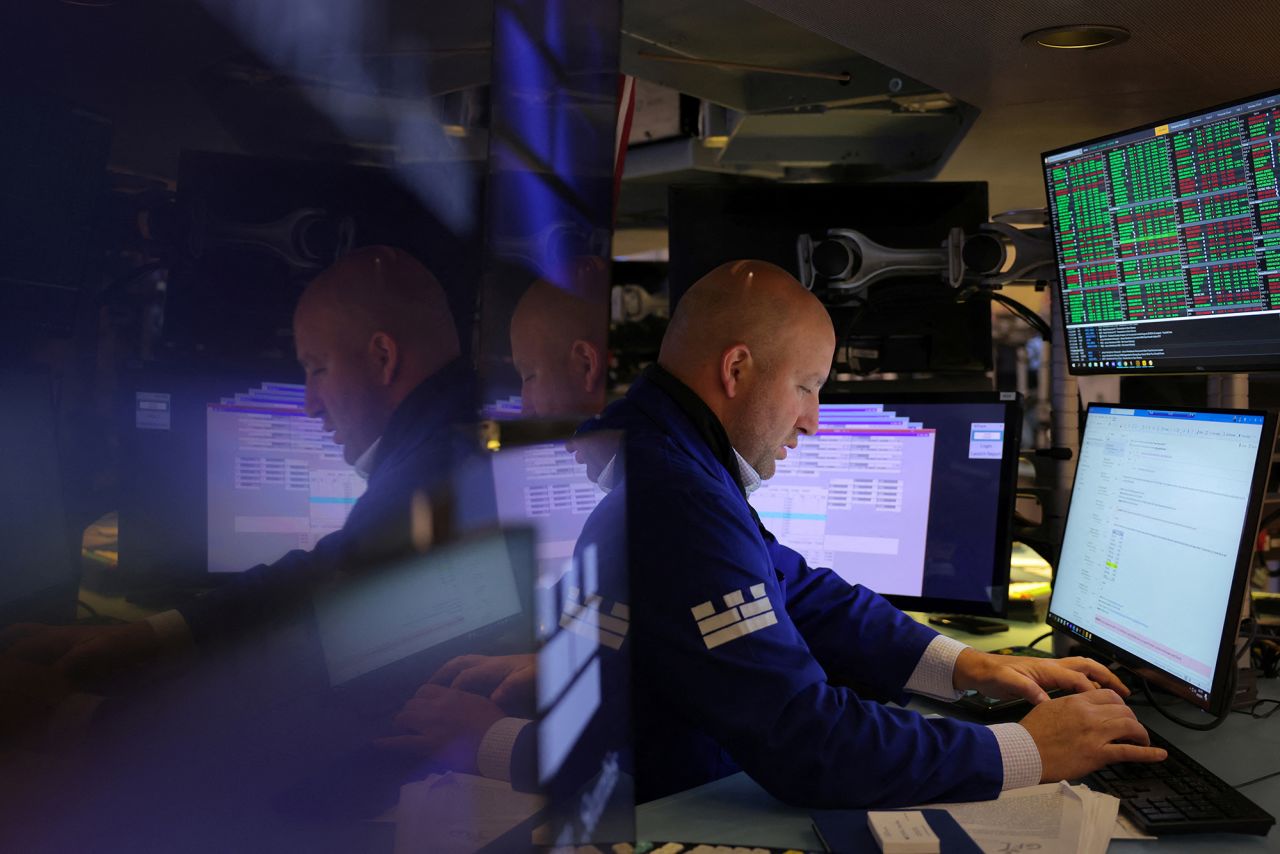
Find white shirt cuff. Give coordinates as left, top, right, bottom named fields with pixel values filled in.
left=476, top=717, right=530, bottom=782
left=904, top=634, right=968, bottom=701
left=990, top=722, right=1043, bottom=790
left=144, top=609, right=194, bottom=649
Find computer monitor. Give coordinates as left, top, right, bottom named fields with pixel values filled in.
left=1043, top=88, right=1280, bottom=374
left=668, top=183, right=994, bottom=374
left=752, top=392, right=1023, bottom=616
left=120, top=366, right=364, bottom=579
left=1048, top=405, right=1275, bottom=716
left=205, top=381, right=364, bottom=572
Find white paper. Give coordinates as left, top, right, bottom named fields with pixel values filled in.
left=868, top=810, right=940, bottom=853
left=392, top=771, right=545, bottom=854
left=922, top=782, right=1121, bottom=854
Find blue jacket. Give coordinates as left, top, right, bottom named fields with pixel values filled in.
left=180, top=359, right=477, bottom=643
left=583, top=369, right=1004, bottom=807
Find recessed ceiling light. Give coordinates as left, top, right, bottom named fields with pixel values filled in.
left=1022, top=25, right=1130, bottom=50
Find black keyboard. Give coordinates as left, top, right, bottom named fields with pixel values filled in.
left=1086, top=726, right=1275, bottom=836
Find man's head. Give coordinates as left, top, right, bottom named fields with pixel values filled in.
left=658, top=260, right=835, bottom=479
left=509, top=261, right=608, bottom=418
left=294, top=246, right=461, bottom=465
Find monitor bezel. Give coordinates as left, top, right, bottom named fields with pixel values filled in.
left=1040, top=86, right=1280, bottom=376
left=799, top=390, right=1024, bottom=617
left=1046, top=403, right=1277, bottom=717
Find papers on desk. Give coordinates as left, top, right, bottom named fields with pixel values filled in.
left=922, top=781, right=1138, bottom=854
left=392, top=772, right=545, bottom=854
left=814, top=782, right=1146, bottom=854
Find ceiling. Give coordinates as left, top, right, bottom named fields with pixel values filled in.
left=736, top=0, right=1280, bottom=213
left=6, top=0, right=1279, bottom=226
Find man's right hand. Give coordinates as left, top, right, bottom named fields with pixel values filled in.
left=1020, top=688, right=1167, bottom=782
left=0, top=622, right=162, bottom=685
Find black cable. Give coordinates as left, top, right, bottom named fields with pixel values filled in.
left=988, top=292, right=1052, bottom=341
left=1237, top=768, right=1280, bottom=789
left=1141, top=675, right=1234, bottom=731
left=1232, top=699, right=1280, bottom=720
left=1141, top=612, right=1249, bottom=732
left=1027, top=631, right=1053, bottom=650
left=76, top=599, right=100, bottom=619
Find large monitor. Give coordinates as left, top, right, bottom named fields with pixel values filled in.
left=668, top=183, right=994, bottom=375
left=752, top=392, right=1023, bottom=616
left=1043, top=88, right=1280, bottom=374
left=120, top=366, right=364, bottom=579
left=1048, top=405, right=1275, bottom=716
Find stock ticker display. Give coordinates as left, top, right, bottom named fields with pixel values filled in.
left=1043, top=91, right=1280, bottom=373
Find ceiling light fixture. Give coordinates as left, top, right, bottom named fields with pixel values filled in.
left=1021, top=24, right=1130, bottom=50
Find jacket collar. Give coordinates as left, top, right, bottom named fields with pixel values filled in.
left=631, top=364, right=747, bottom=497
left=369, top=357, right=474, bottom=480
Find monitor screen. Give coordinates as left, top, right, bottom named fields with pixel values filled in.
left=313, top=530, right=527, bottom=687
left=668, top=183, right=994, bottom=375
left=1043, top=88, right=1280, bottom=374
left=206, top=381, right=365, bottom=572
left=120, top=367, right=364, bottom=578
left=1048, top=405, right=1274, bottom=715
left=752, top=392, right=1022, bottom=616
left=489, top=439, right=608, bottom=581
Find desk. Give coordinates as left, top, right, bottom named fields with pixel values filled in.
left=637, top=619, right=1280, bottom=852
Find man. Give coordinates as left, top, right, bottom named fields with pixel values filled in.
left=509, top=259, right=609, bottom=418
left=572, top=259, right=1165, bottom=807
left=3, top=246, right=476, bottom=678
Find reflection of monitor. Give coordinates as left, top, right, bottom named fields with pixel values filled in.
left=1043, top=88, right=1280, bottom=374
left=753, top=392, right=1022, bottom=616
left=205, top=382, right=364, bottom=572
left=490, top=440, right=607, bottom=580
left=120, top=366, right=363, bottom=579
left=313, top=530, right=529, bottom=688
left=1048, top=405, right=1275, bottom=716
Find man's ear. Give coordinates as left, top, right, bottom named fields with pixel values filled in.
left=720, top=344, right=752, bottom=399
left=368, top=331, right=400, bottom=385
left=570, top=340, right=604, bottom=393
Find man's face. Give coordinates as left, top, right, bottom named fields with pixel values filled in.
left=295, top=306, right=386, bottom=466
left=511, top=324, right=597, bottom=418
left=730, top=325, right=833, bottom=480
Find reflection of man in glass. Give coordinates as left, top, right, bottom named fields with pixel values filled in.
left=509, top=260, right=609, bottom=418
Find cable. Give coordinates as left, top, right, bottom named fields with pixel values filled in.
left=1236, top=768, right=1280, bottom=790
left=76, top=599, right=100, bottom=619
left=1136, top=606, right=1254, bottom=737
left=1141, top=675, right=1234, bottom=731
left=1232, top=698, right=1280, bottom=719
left=1027, top=631, right=1053, bottom=650
left=987, top=292, right=1052, bottom=341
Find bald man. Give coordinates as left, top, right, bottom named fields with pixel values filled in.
left=5, top=246, right=477, bottom=675
left=574, top=260, right=1165, bottom=808
left=509, top=277, right=608, bottom=418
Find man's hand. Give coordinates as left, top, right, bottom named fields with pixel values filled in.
left=1021, top=689, right=1167, bottom=781
left=429, top=653, right=536, bottom=715
left=0, top=622, right=161, bottom=685
left=373, top=683, right=507, bottom=774
left=953, top=648, right=1128, bottom=705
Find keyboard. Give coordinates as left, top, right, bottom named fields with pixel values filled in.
left=1086, top=726, right=1275, bottom=836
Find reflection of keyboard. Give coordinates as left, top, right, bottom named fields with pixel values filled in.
left=1086, top=726, right=1275, bottom=836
